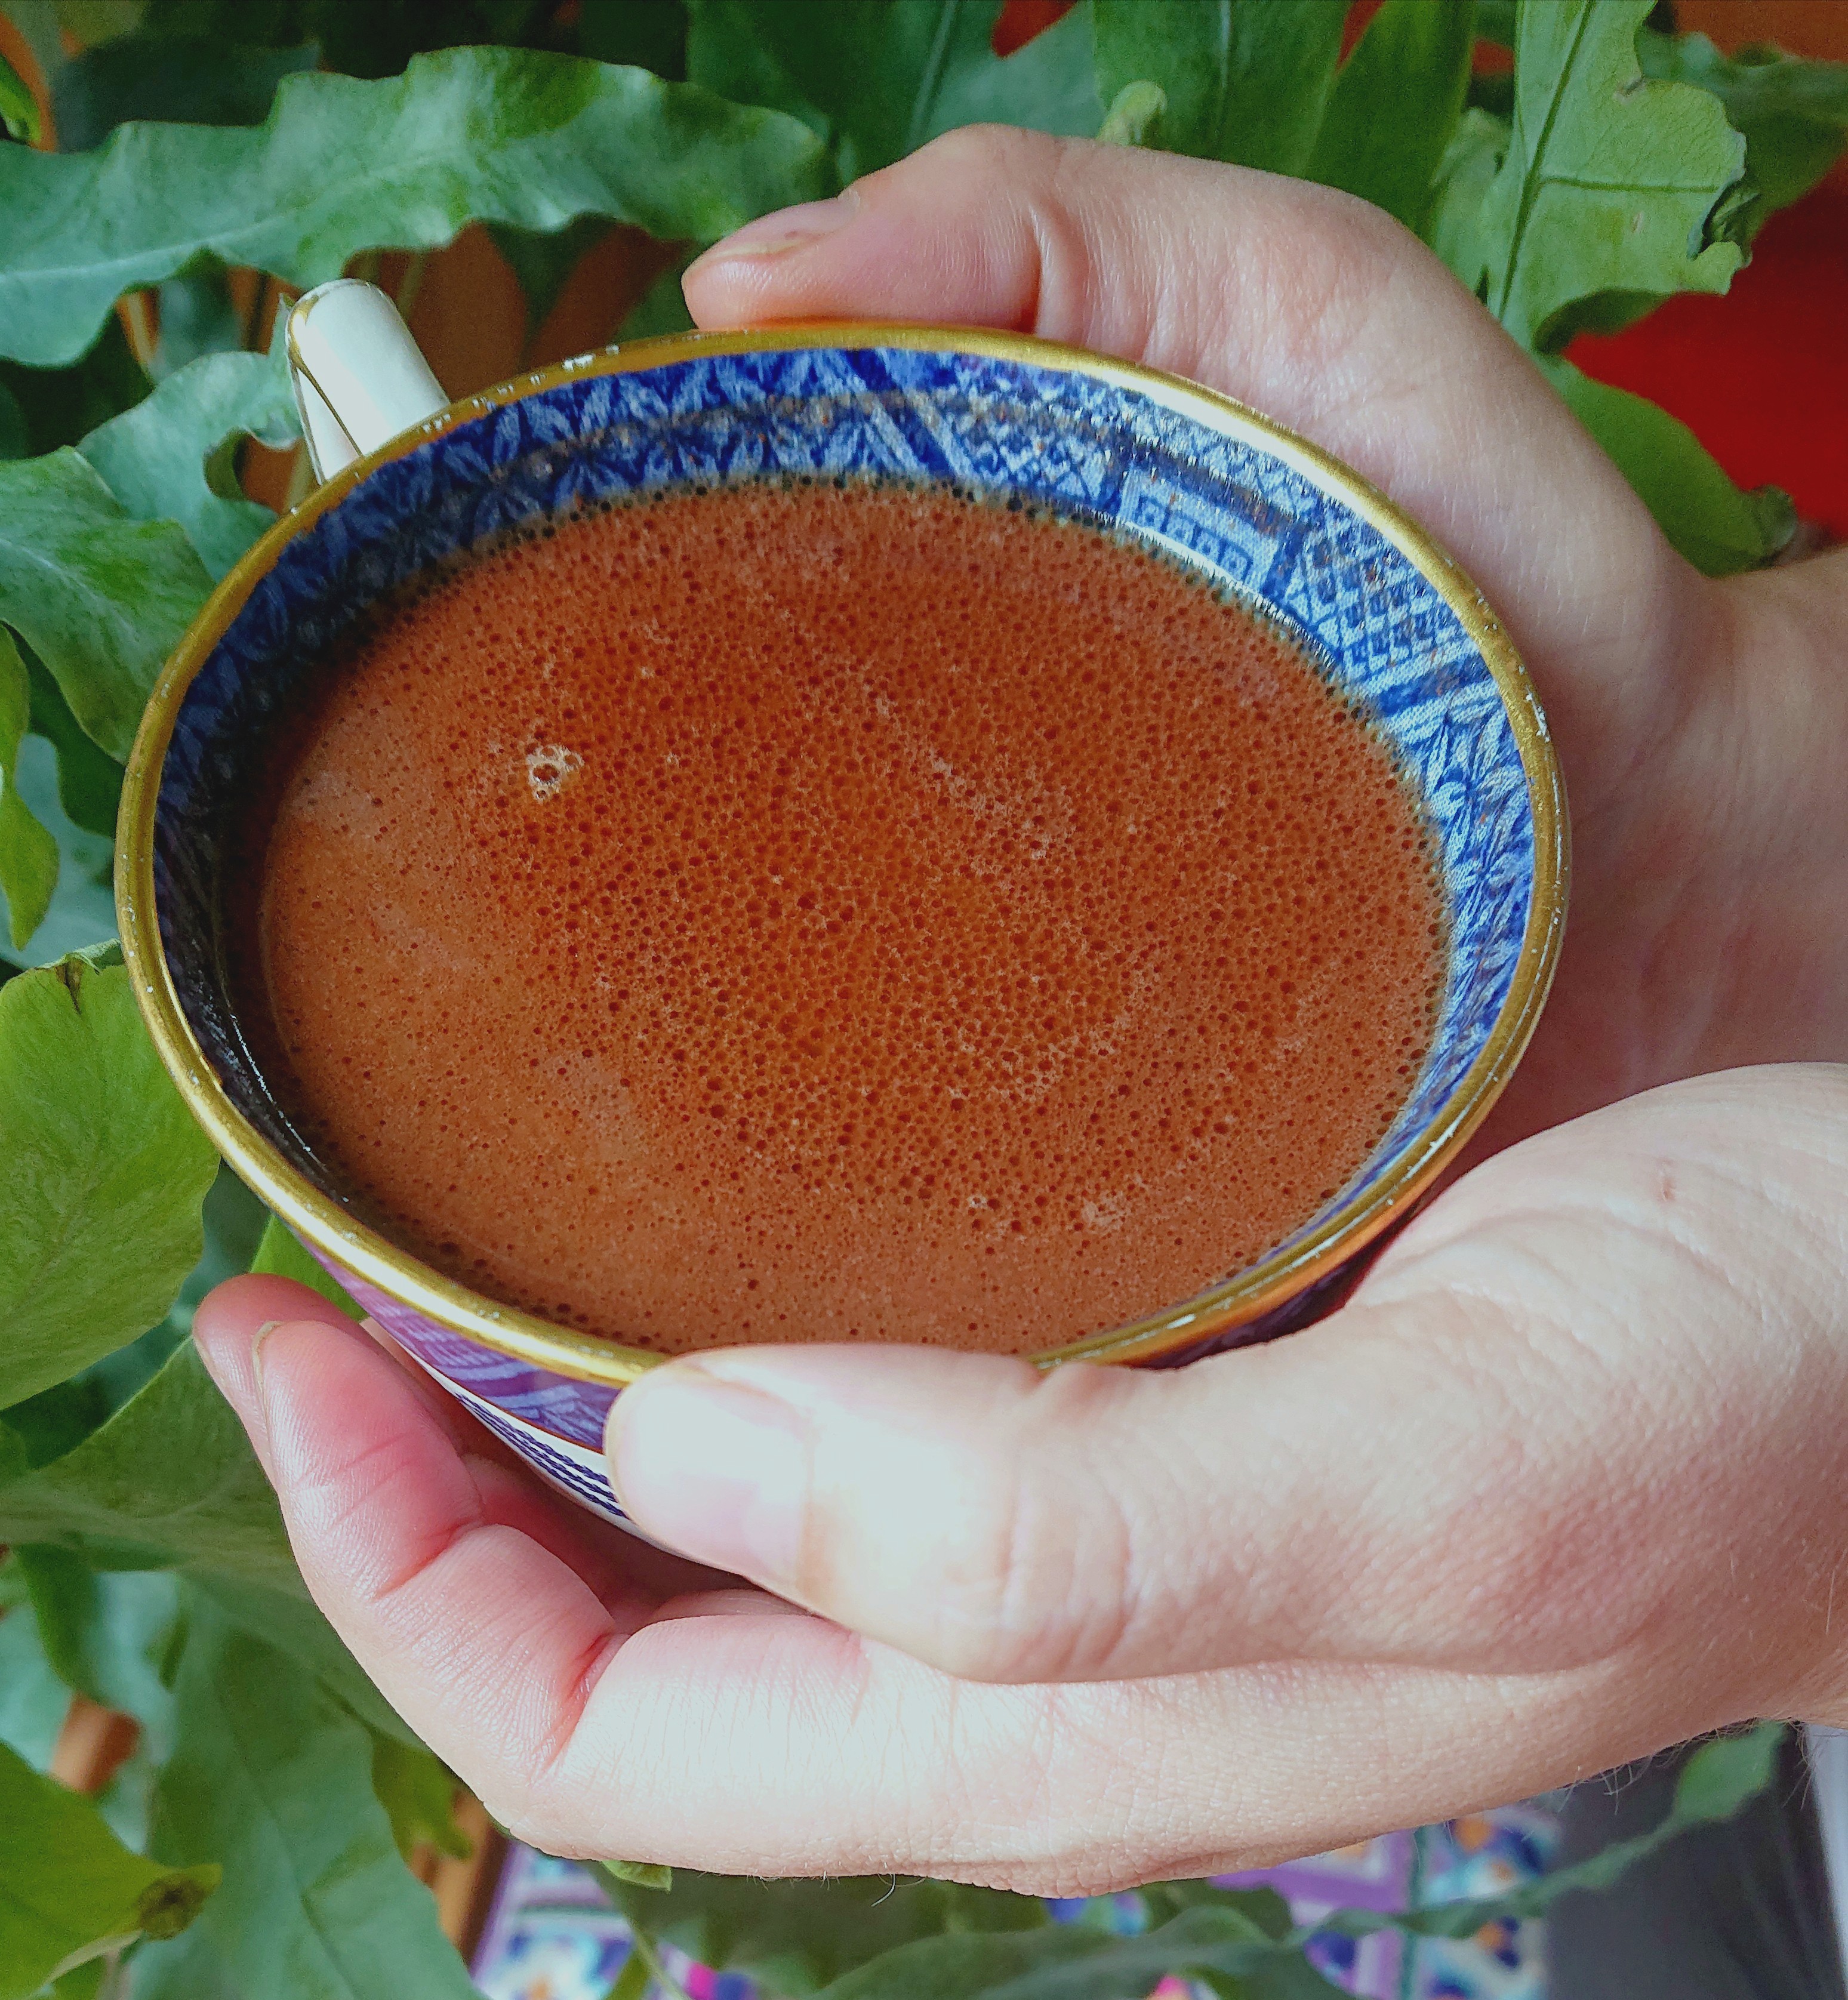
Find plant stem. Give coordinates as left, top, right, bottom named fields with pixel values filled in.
left=626, top=1920, right=696, bottom=2000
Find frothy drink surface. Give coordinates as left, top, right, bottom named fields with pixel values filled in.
left=248, top=484, right=1444, bottom=1354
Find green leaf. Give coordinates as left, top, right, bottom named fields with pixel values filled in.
left=1312, top=1723, right=1787, bottom=1946
left=2, top=335, right=278, bottom=952
left=1476, top=0, right=1516, bottom=48
left=1305, top=0, right=1476, bottom=234
left=78, top=342, right=299, bottom=578
left=808, top=1897, right=1342, bottom=2000
left=0, top=1570, right=73, bottom=1770
left=0, top=1339, right=300, bottom=1592
left=0, top=45, right=832, bottom=369
left=0, top=1737, right=217, bottom=2000
left=600, top=1869, right=1052, bottom=1998
left=11, top=1546, right=181, bottom=1856
left=1429, top=103, right=1508, bottom=278
left=0, top=627, right=58, bottom=951
left=0, top=319, right=150, bottom=463
left=204, top=0, right=559, bottom=82
left=489, top=214, right=618, bottom=335
left=1097, top=79, right=1165, bottom=148
left=250, top=1211, right=363, bottom=1317
left=11, top=1548, right=181, bottom=1754
left=810, top=1931, right=1104, bottom=2000
left=0, top=1372, right=114, bottom=1475
left=0, top=380, right=26, bottom=461
left=0, top=732, right=117, bottom=971
left=370, top=1735, right=470, bottom=1862
left=137, top=1591, right=479, bottom=2000
left=1458, top=0, right=1750, bottom=352
left=685, top=0, right=1101, bottom=181
left=605, top=1953, right=653, bottom=2000
left=1664, top=1718, right=1785, bottom=1823
left=0, top=50, right=42, bottom=145
left=617, top=252, right=697, bottom=340
left=0, top=954, right=218, bottom=1409
left=580, top=0, right=689, bottom=80
left=49, top=33, right=318, bottom=153
left=1092, top=0, right=1348, bottom=174
left=594, top=1857, right=674, bottom=1891
left=1638, top=29, right=1848, bottom=218
left=918, top=0, right=1101, bottom=149
left=168, top=1163, right=271, bottom=1332
left=150, top=272, right=246, bottom=381
left=54, top=2, right=145, bottom=49
left=48, top=1959, right=110, bottom=2000
left=0, top=448, right=212, bottom=760
left=1542, top=356, right=1796, bottom=576
left=23, top=643, right=121, bottom=842
left=188, top=1573, right=422, bottom=1751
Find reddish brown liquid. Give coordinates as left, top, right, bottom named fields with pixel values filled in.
left=248, top=484, right=1444, bottom=1354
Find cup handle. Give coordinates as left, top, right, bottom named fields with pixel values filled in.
left=286, top=280, right=449, bottom=485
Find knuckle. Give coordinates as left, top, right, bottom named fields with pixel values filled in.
left=909, top=120, right=1064, bottom=181
left=934, top=1371, right=1145, bottom=1683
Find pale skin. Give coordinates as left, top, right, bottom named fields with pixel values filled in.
left=195, top=131, right=1848, bottom=1893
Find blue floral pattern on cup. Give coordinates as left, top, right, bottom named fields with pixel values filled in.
left=150, top=342, right=1543, bottom=1528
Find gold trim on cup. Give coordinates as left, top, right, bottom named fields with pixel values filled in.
left=116, top=323, right=1569, bottom=1389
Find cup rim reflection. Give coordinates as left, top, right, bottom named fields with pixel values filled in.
left=116, top=321, right=1569, bottom=1387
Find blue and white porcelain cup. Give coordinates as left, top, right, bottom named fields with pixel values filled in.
left=117, top=283, right=1567, bottom=1531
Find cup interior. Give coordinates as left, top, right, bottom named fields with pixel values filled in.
left=146, top=332, right=1559, bottom=1361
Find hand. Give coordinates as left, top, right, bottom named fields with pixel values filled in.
left=681, top=128, right=1848, bottom=1152
left=196, top=1065, right=1848, bottom=1888
left=195, top=131, right=1848, bottom=1890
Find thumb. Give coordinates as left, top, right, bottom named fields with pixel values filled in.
left=606, top=1068, right=1848, bottom=1692
left=606, top=1323, right=1515, bottom=1686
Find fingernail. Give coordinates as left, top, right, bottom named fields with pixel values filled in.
left=249, top=1321, right=284, bottom=1400
left=606, top=1367, right=808, bottom=1586
left=690, top=193, right=858, bottom=269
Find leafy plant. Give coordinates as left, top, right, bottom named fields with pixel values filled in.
left=0, top=1737, right=218, bottom=1999
left=596, top=1725, right=1785, bottom=1998
left=0, top=1, right=1836, bottom=1995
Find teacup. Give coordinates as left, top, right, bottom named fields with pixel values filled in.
left=116, top=282, right=1566, bottom=1530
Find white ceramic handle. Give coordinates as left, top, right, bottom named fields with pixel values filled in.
left=287, top=280, right=449, bottom=483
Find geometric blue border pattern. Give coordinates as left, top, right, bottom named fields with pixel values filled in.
left=156, top=344, right=1535, bottom=1476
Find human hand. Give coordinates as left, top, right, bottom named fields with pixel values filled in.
left=196, top=1064, right=1848, bottom=1888
left=681, top=128, right=1848, bottom=1150
left=193, top=131, right=1848, bottom=1888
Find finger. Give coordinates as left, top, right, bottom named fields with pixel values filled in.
left=187, top=1304, right=1730, bottom=1890
left=190, top=1283, right=726, bottom=1781
left=610, top=1067, right=1848, bottom=1689
left=504, top=1592, right=1747, bottom=1892
left=193, top=1274, right=385, bottom=1472
left=683, top=127, right=1694, bottom=804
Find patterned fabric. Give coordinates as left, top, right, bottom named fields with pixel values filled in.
left=470, top=1804, right=1560, bottom=2000
left=150, top=336, right=1544, bottom=1521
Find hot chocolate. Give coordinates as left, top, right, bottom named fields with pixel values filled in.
left=237, top=481, right=1445, bottom=1353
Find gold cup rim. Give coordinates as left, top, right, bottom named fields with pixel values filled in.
left=116, top=321, right=1569, bottom=1388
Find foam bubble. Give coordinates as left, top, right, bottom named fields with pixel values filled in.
left=252, top=483, right=1445, bottom=1354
